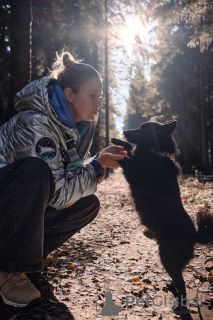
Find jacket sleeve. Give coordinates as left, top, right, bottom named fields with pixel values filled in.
left=3, top=111, right=98, bottom=210
left=50, top=163, right=97, bottom=209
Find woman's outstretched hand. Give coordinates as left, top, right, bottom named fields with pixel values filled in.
left=96, top=146, right=127, bottom=168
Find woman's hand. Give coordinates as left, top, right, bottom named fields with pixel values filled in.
left=96, top=146, right=127, bottom=168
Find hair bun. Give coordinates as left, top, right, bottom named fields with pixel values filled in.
left=63, top=52, right=76, bottom=68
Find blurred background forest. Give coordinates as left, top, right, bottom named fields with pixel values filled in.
left=0, top=0, right=213, bottom=174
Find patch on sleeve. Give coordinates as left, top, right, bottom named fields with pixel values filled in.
left=60, top=149, right=70, bottom=163
left=35, top=137, right=57, bottom=161
left=60, top=148, right=71, bottom=166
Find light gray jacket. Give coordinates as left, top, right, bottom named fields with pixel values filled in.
left=0, top=77, right=99, bottom=209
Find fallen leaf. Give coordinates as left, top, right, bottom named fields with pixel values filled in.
left=127, top=278, right=141, bottom=283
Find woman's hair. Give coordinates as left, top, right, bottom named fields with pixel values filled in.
left=49, top=51, right=101, bottom=93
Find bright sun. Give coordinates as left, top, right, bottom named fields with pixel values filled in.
left=118, top=15, right=151, bottom=55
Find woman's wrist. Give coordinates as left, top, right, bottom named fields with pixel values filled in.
left=95, top=156, right=104, bottom=167
left=90, top=155, right=103, bottom=175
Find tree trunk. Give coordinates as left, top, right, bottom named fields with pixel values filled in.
left=179, top=64, right=191, bottom=173
left=91, top=42, right=101, bottom=155
left=199, top=52, right=209, bottom=174
left=104, top=0, right=110, bottom=177
left=6, top=0, right=32, bottom=121
left=104, top=0, right=109, bottom=149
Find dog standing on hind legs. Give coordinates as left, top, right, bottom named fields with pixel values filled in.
left=112, top=120, right=213, bottom=314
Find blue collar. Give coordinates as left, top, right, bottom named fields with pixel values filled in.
left=48, top=82, right=76, bottom=128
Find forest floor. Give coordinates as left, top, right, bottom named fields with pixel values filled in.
left=0, top=169, right=213, bottom=320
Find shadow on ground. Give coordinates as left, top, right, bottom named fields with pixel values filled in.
left=0, top=272, right=75, bottom=320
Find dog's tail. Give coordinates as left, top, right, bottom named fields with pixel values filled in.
left=195, top=207, right=213, bottom=243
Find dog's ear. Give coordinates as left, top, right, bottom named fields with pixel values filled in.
left=159, top=120, right=176, bottom=134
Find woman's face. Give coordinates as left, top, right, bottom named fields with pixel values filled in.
left=65, top=77, right=102, bottom=123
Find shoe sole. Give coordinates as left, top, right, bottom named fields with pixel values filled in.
left=42, top=257, right=53, bottom=271
left=0, top=290, right=40, bottom=308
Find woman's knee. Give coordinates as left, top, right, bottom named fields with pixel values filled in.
left=18, top=157, right=49, bottom=173
left=85, top=194, right=100, bottom=221
left=88, top=194, right=100, bottom=209
left=6, top=157, right=54, bottom=190
left=70, top=194, right=100, bottom=219
left=82, top=194, right=100, bottom=214
left=17, top=157, right=51, bottom=179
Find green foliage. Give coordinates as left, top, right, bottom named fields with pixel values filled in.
left=125, top=0, right=213, bottom=173
left=152, top=0, right=213, bottom=52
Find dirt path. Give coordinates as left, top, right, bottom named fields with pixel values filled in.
left=1, top=170, right=213, bottom=320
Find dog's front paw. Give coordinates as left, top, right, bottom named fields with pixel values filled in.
left=111, top=138, right=133, bottom=157
left=111, top=138, right=124, bottom=146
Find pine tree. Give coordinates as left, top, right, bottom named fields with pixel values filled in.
left=6, top=0, right=32, bottom=120
left=0, top=0, right=10, bottom=124
left=127, top=0, right=213, bottom=173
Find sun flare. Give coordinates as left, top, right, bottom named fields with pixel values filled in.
left=118, top=16, right=150, bottom=54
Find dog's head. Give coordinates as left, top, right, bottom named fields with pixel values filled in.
left=123, top=120, right=177, bottom=154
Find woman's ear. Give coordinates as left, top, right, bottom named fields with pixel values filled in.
left=64, top=87, right=73, bottom=102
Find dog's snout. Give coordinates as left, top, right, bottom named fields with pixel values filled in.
left=123, top=131, right=132, bottom=141
left=123, top=129, right=138, bottom=144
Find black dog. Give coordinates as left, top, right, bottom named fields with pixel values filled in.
left=112, top=120, right=213, bottom=312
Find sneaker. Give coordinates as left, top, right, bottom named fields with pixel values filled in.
left=0, top=271, right=41, bottom=308
left=42, top=255, right=53, bottom=269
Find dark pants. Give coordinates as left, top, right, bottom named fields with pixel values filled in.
left=0, top=157, right=100, bottom=273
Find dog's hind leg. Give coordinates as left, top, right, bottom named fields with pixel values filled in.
left=159, top=243, right=189, bottom=314
left=167, top=269, right=186, bottom=302
left=142, top=227, right=156, bottom=240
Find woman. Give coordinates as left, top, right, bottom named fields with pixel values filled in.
left=0, top=51, right=126, bottom=308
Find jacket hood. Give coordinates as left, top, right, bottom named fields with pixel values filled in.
left=48, top=81, right=76, bottom=128
left=15, top=77, right=55, bottom=116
